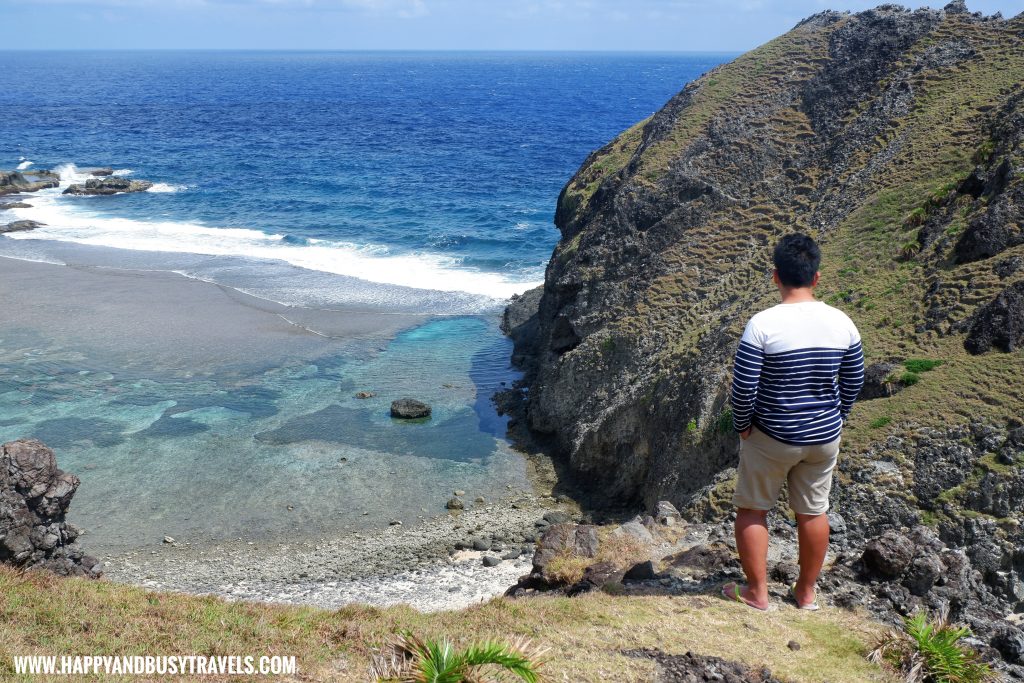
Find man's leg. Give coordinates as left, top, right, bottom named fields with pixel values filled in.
left=734, top=508, right=770, bottom=608
left=794, top=512, right=829, bottom=605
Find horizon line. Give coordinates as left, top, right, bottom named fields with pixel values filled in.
left=0, top=48, right=747, bottom=55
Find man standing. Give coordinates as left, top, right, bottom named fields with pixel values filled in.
left=723, top=233, right=864, bottom=611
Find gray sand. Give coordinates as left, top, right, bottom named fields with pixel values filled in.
left=0, top=256, right=426, bottom=374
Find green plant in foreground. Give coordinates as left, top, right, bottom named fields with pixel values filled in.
left=870, top=416, right=893, bottom=429
left=869, top=610, right=996, bottom=683
left=686, top=418, right=698, bottom=433
left=901, top=371, right=921, bottom=386
left=372, top=633, right=547, bottom=683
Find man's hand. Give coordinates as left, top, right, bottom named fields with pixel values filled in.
left=739, top=427, right=752, bottom=440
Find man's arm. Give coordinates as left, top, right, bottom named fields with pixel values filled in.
left=838, top=339, right=865, bottom=420
left=731, top=336, right=764, bottom=435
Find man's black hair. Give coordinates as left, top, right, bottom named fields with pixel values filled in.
left=773, top=233, right=821, bottom=288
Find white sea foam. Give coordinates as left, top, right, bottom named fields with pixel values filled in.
left=3, top=183, right=541, bottom=300
left=16, top=160, right=33, bottom=170
left=112, top=169, right=134, bottom=176
left=147, top=182, right=188, bottom=193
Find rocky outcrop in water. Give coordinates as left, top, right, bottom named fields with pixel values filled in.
left=390, top=398, right=432, bottom=419
left=0, top=220, right=45, bottom=234
left=0, top=439, right=102, bottom=578
left=63, top=176, right=153, bottom=195
left=0, top=170, right=59, bottom=196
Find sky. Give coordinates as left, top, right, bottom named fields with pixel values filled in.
left=2, top=0, right=1023, bottom=51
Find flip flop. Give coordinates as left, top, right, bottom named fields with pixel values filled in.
left=789, top=583, right=821, bottom=611
left=721, top=582, right=770, bottom=611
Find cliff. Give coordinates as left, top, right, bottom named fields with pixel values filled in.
left=508, top=0, right=1024, bottom=634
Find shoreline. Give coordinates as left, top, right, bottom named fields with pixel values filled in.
left=99, top=492, right=564, bottom=612
left=0, top=251, right=562, bottom=611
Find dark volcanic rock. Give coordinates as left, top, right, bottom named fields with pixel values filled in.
left=623, top=559, right=657, bottom=581
left=0, top=171, right=59, bottom=196
left=859, top=362, right=903, bottom=400
left=624, top=649, right=783, bottom=683
left=0, top=220, right=45, bottom=234
left=0, top=439, right=101, bottom=578
left=63, top=177, right=153, bottom=195
left=861, top=530, right=914, bottom=578
left=90, top=168, right=114, bottom=177
left=0, top=201, right=33, bottom=210
left=501, top=286, right=543, bottom=368
left=964, top=282, right=1024, bottom=353
left=389, top=398, right=431, bottom=420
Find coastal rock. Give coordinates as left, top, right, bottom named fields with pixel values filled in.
left=0, top=220, right=45, bottom=234
left=354, top=391, right=376, bottom=399
left=390, top=398, right=431, bottom=420
left=0, top=171, right=59, bottom=196
left=63, top=177, right=153, bottom=196
left=0, top=439, right=101, bottom=578
left=532, top=523, right=599, bottom=576
left=445, top=497, right=464, bottom=510
left=0, top=201, right=32, bottom=210
left=90, top=168, right=114, bottom=177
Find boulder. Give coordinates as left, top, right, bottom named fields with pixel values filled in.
left=623, top=560, right=657, bottom=581
left=63, top=177, right=153, bottom=196
left=354, top=391, right=376, bottom=399
left=542, top=510, right=571, bottom=525
left=0, top=202, right=32, bottom=210
left=666, top=544, right=734, bottom=573
left=965, top=282, right=1024, bottom=354
left=0, top=220, right=45, bottom=234
left=652, top=500, right=682, bottom=526
left=859, top=362, right=903, bottom=400
left=0, top=439, right=101, bottom=578
left=390, top=398, right=431, bottom=420
left=613, top=519, right=655, bottom=545
left=90, top=168, right=114, bottom=177
left=861, top=530, right=915, bottom=579
left=532, top=523, right=599, bottom=575
left=445, top=496, right=464, bottom=510
left=992, top=628, right=1024, bottom=664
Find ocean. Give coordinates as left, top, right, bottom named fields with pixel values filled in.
left=0, top=51, right=729, bottom=552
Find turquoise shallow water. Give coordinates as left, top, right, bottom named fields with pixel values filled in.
left=0, top=314, right=527, bottom=552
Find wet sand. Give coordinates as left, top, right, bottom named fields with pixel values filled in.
left=0, top=256, right=427, bottom=373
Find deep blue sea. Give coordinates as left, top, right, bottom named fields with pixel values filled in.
left=0, top=52, right=728, bottom=551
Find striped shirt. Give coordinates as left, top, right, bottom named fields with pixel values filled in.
left=731, top=301, right=865, bottom=445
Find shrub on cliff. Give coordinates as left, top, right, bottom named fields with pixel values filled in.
left=870, top=610, right=996, bottom=683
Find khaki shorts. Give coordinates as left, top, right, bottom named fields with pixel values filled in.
left=732, top=426, right=840, bottom=515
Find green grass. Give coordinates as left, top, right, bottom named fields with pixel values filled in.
left=899, top=372, right=921, bottom=387
left=869, top=417, right=893, bottom=429
left=903, top=359, right=944, bottom=373
left=0, top=565, right=893, bottom=683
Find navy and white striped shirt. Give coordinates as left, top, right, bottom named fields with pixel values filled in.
left=731, top=301, right=865, bottom=445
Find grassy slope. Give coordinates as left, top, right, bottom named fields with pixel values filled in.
left=554, top=10, right=1023, bottom=503
left=0, top=565, right=891, bottom=682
